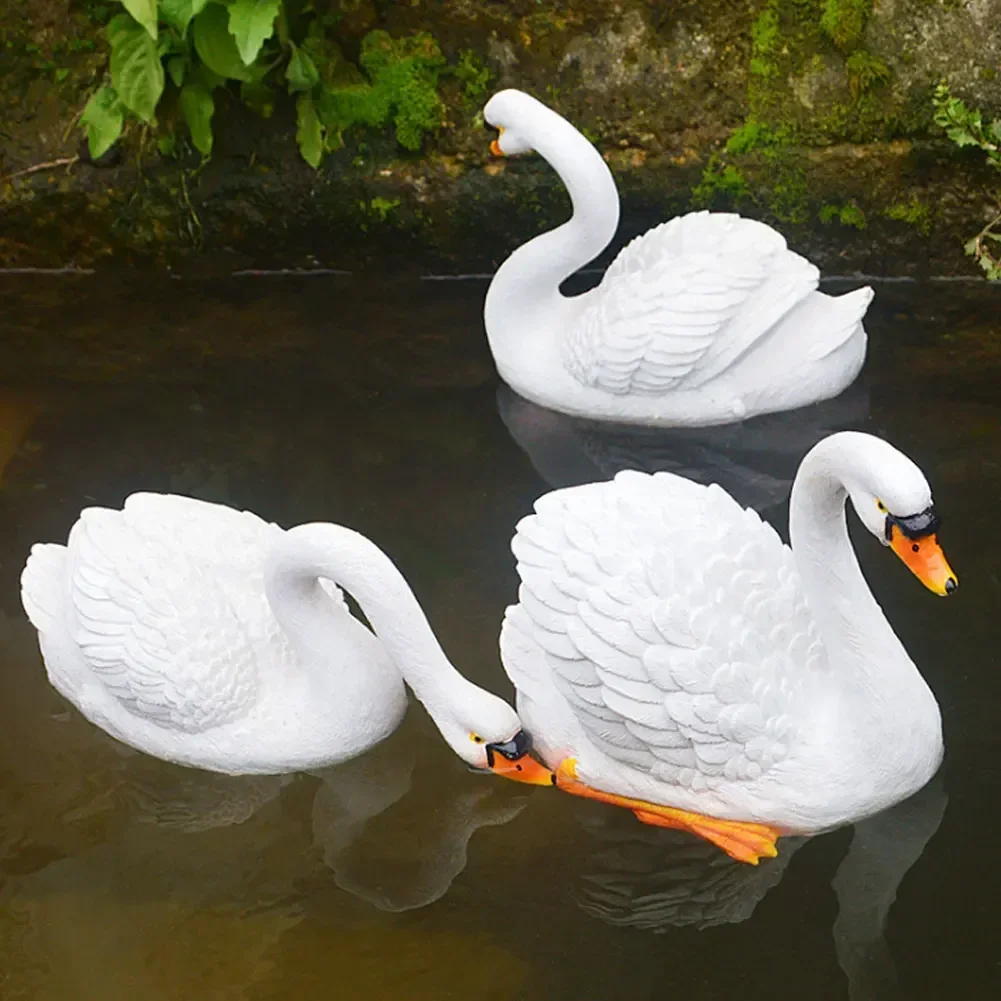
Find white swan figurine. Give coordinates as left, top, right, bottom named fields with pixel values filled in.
left=499, top=431, right=957, bottom=863
left=19, top=492, right=553, bottom=783
left=483, top=89, right=874, bottom=427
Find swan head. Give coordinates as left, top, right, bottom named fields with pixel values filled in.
left=484, top=89, right=541, bottom=157
left=838, top=434, right=958, bottom=597
left=440, top=687, right=554, bottom=786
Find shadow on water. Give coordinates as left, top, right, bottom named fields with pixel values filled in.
left=0, top=273, right=999, bottom=1000
left=497, top=377, right=871, bottom=521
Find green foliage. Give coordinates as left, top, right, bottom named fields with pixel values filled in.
left=768, top=163, right=809, bottom=224
left=366, top=196, right=400, bottom=222
left=932, top=84, right=1001, bottom=158
left=191, top=4, right=254, bottom=82
left=933, top=83, right=1001, bottom=279
left=296, top=92, right=324, bottom=168
left=884, top=196, right=932, bottom=234
left=695, top=116, right=808, bottom=223
left=120, top=0, right=158, bottom=39
left=180, top=78, right=214, bottom=154
left=845, top=51, right=890, bottom=99
left=108, top=12, right=164, bottom=122
left=692, top=157, right=748, bottom=208
left=819, top=201, right=867, bottom=228
left=453, top=49, right=491, bottom=103
left=227, top=0, right=281, bottom=66
left=76, top=2, right=447, bottom=168
left=160, top=0, right=208, bottom=36
left=80, top=86, right=125, bottom=158
left=724, top=118, right=789, bottom=155
left=749, top=8, right=780, bottom=80
left=820, top=0, right=871, bottom=51
left=313, top=30, right=445, bottom=153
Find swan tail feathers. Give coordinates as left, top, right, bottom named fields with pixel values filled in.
left=805, top=285, right=873, bottom=362
left=20, top=543, right=67, bottom=634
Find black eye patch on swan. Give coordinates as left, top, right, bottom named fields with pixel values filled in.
left=485, top=729, right=532, bottom=765
left=884, top=506, right=941, bottom=542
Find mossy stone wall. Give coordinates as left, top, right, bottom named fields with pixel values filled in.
left=1, top=0, right=999, bottom=275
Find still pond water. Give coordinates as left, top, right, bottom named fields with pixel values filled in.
left=0, top=272, right=999, bottom=1001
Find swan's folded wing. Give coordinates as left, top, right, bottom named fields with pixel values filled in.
left=65, top=506, right=263, bottom=733
left=510, top=470, right=825, bottom=790
left=122, top=492, right=347, bottom=613
left=563, top=213, right=819, bottom=396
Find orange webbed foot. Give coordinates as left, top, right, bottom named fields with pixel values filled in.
left=554, top=758, right=781, bottom=865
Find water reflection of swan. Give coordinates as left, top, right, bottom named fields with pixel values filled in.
left=573, top=778, right=946, bottom=998
left=313, top=738, right=531, bottom=912
left=122, top=767, right=292, bottom=833
left=102, top=720, right=533, bottom=914
left=574, top=806, right=805, bottom=931
left=498, top=380, right=870, bottom=515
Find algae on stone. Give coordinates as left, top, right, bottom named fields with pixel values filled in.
left=2, top=0, right=1001, bottom=274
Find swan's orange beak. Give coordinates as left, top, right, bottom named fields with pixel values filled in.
left=485, top=734, right=555, bottom=786
left=490, top=127, right=505, bottom=157
left=888, top=526, right=958, bottom=597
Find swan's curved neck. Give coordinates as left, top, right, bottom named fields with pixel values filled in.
left=264, top=524, right=480, bottom=726
left=485, top=101, right=620, bottom=356
left=789, top=440, right=911, bottom=697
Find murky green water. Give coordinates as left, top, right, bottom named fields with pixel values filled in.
left=1, top=273, right=999, bottom=1001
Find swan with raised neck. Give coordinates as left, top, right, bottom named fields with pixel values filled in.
left=483, top=89, right=873, bottom=428
left=500, top=431, right=957, bottom=863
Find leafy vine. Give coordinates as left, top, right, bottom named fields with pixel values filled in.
left=933, top=83, right=1001, bottom=280
left=79, top=1, right=446, bottom=168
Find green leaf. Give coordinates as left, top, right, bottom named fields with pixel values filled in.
left=160, top=0, right=210, bottom=37
left=157, top=31, right=187, bottom=58
left=106, top=12, right=137, bottom=46
left=286, top=45, right=319, bottom=93
left=296, top=92, right=324, bottom=168
left=167, top=55, right=188, bottom=87
left=109, top=14, right=165, bottom=121
left=80, top=86, right=124, bottom=159
left=226, top=0, right=281, bottom=66
left=181, top=80, right=215, bottom=155
left=192, top=3, right=252, bottom=81
left=196, top=63, right=226, bottom=89
left=117, top=0, right=158, bottom=40
left=946, top=126, right=979, bottom=149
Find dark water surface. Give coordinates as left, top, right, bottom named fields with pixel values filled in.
left=1, top=273, right=999, bottom=1001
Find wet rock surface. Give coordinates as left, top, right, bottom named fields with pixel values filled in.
left=1, top=1, right=999, bottom=275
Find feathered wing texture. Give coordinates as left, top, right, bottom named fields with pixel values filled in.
left=21, top=543, right=66, bottom=635
left=121, top=493, right=346, bottom=618
left=61, top=496, right=293, bottom=734
left=508, top=470, right=828, bottom=792
left=792, top=285, right=873, bottom=363
left=563, top=213, right=819, bottom=396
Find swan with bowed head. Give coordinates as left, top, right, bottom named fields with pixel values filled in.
left=19, top=493, right=551, bottom=784
left=483, top=89, right=874, bottom=427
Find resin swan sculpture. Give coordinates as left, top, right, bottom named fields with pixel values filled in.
left=483, top=89, right=874, bottom=427
left=499, top=431, right=957, bottom=863
left=19, top=492, right=552, bottom=782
